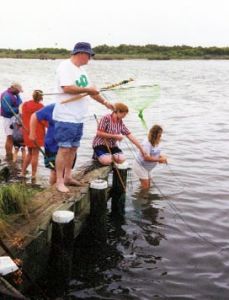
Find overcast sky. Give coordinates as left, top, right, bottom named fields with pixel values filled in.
left=0, top=0, right=228, bottom=50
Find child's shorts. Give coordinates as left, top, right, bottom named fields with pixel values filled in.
left=3, top=116, right=16, bottom=136
left=93, top=145, right=122, bottom=158
left=14, top=145, right=25, bottom=151
left=132, top=160, right=151, bottom=180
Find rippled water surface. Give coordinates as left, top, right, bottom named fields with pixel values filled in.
left=1, top=59, right=229, bottom=299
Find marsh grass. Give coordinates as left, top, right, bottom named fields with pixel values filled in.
left=0, top=183, right=41, bottom=237
left=0, top=183, right=37, bottom=216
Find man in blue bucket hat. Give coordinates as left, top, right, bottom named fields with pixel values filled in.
left=71, top=42, right=95, bottom=56
left=53, top=42, right=113, bottom=193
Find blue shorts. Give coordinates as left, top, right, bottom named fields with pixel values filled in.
left=93, top=145, right=122, bottom=158
left=54, top=121, right=83, bottom=148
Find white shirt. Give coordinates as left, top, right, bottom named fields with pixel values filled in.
left=53, top=59, right=92, bottom=123
left=136, top=138, right=161, bottom=171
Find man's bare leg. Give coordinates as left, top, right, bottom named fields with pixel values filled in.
left=5, top=135, right=13, bottom=160
left=21, top=149, right=32, bottom=177
left=31, top=148, right=39, bottom=179
left=56, top=147, right=72, bottom=192
left=63, top=147, right=81, bottom=186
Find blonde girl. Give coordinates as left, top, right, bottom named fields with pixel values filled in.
left=133, top=124, right=167, bottom=189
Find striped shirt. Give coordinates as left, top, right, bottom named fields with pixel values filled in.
left=92, top=113, right=131, bottom=148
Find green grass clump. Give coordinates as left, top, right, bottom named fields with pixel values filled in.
left=0, top=183, right=36, bottom=215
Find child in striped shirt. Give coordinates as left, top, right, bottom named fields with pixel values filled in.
left=92, top=102, right=145, bottom=165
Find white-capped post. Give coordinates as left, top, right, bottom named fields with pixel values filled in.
left=89, top=179, right=108, bottom=243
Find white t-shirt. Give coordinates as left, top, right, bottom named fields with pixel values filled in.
left=53, top=59, right=92, bottom=123
left=136, top=138, right=161, bottom=171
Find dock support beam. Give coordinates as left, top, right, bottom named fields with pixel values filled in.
left=49, top=210, right=75, bottom=296
left=111, top=162, right=128, bottom=218
left=89, top=179, right=108, bottom=243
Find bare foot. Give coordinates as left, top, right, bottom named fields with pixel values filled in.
left=64, top=178, right=82, bottom=186
left=56, top=183, right=70, bottom=193
left=31, top=176, right=37, bottom=184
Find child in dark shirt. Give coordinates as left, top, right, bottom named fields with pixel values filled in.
left=10, top=121, right=26, bottom=164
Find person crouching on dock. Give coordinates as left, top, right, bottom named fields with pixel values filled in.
left=92, top=102, right=146, bottom=165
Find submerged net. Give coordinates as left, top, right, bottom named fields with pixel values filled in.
left=105, top=84, right=160, bottom=129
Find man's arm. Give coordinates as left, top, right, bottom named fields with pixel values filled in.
left=127, top=133, right=147, bottom=157
left=63, top=85, right=113, bottom=110
left=62, top=85, right=99, bottom=96
left=91, top=93, right=114, bottom=110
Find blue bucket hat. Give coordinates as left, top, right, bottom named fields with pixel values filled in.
left=71, top=42, right=95, bottom=56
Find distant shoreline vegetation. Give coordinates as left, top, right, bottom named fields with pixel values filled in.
left=1, top=44, right=229, bottom=60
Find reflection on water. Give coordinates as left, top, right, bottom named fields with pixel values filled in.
left=68, top=190, right=169, bottom=300
left=131, top=190, right=165, bottom=247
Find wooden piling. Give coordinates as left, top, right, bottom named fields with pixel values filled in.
left=111, top=162, right=128, bottom=217
left=49, top=211, right=75, bottom=295
left=51, top=210, right=75, bottom=252
left=89, top=179, right=108, bottom=243
left=0, top=257, right=27, bottom=299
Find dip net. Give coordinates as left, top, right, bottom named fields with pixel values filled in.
left=104, top=84, right=160, bottom=129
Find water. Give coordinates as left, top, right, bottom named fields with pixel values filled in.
left=1, top=59, right=229, bottom=299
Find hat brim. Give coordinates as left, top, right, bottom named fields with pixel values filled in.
left=71, top=49, right=95, bottom=56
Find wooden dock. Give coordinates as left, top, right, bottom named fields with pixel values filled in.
left=0, top=161, right=111, bottom=281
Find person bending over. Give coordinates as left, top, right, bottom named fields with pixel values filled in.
left=133, top=124, right=167, bottom=190
left=0, top=82, right=23, bottom=160
left=29, top=104, right=77, bottom=185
